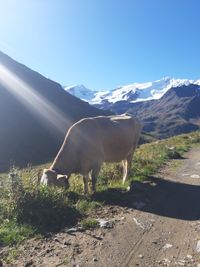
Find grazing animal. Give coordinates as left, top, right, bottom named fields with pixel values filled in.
left=41, top=114, right=141, bottom=194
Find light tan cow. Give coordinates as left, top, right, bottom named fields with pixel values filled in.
left=41, top=114, right=141, bottom=194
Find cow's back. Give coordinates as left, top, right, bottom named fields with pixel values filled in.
left=93, top=115, right=141, bottom=162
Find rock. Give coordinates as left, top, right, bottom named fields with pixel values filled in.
left=126, top=186, right=131, bottom=191
left=64, top=241, right=71, bottom=246
left=24, top=260, right=34, bottom=267
left=65, top=227, right=84, bottom=233
left=93, top=235, right=103, bottom=240
left=163, top=258, right=171, bottom=265
left=177, top=259, right=186, bottom=266
left=138, top=254, right=144, bottom=259
left=190, top=174, right=200, bottom=178
left=163, top=243, right=173, bottom=249
left=93, top=257, right=98, bottom=262
left=196, top=240, right=200, bottom=252
left=186, top=255, right=192, bottom=259
left=133, top=217, right=145, bottom=230
left=97, top=219, right=113, bottom=228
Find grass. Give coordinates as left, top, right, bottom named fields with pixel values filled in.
left=0, top=220, right=35, bottom=246
left=2, top=247, right=20, bottom=264
left=80, top=218, right=99, bottom=229
left=128, top=131, right=200, bottom=183
left=170, top=159, right=183, bottom=170
left=76, top=199, right=102, bottom=214
left=0, top=131, right=200, bottom=249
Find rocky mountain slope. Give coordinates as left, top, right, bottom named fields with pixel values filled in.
left=66, top=79, right=200, bottom=138
left=95, top=84, right=200, bottom=138
left=0, top=51, right=110, bottom=171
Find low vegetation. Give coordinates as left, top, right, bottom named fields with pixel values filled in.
left=0, top=131, right=200, bottom=248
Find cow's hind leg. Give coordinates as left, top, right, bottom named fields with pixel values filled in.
left=122, top=153, right=133, bottom=184
left=91, top=163, right=101, bottom=193
left=83, top=174, right=89, bottom=195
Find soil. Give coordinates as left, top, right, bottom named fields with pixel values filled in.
left=1, top=147, right=200, bottom=267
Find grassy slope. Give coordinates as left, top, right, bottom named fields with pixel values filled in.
left=0, top=131, right=200, bottom=250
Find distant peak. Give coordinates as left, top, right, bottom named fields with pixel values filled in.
left=66, top=77, right=200, bottom=105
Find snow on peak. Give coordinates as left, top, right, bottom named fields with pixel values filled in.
left=64, top=84, right=97, bottom=102
left=65, top=78, right=200, bottom=105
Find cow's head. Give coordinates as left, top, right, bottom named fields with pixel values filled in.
left=41, top=169, right=69, bottom=189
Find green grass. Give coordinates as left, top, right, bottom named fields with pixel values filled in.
left=0, top=220, right=35, bottom=246
left=0, top=131, right=200, bottom=247
left=76, top=199, right=102, bottom=214
left=80, top=218, right=99, bottom=229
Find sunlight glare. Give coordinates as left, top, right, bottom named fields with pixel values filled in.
left=0, top=63, right=70, bottom=134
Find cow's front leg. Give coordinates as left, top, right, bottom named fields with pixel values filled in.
left=122, top=159, right=128, bottom=184
left=83, top=174, right=89, bottom=195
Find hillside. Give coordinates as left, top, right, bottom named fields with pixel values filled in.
left=0, top=51, right=110, bottom=171
left=94, top=84, right=200, bottom=138
left=66, top=79, right=200, bottom=138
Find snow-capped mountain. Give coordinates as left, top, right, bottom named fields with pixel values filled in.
left=64, top=85, right=98, bottom=103
left=65, top=77, right=200, bottom=105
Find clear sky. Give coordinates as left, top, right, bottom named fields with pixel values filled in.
left=0, top=0, right=200, bottom=90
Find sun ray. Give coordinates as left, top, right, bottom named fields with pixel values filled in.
left=0, top=63, right=70, bottom=134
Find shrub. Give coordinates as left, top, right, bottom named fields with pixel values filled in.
left=1, top=170, right=81, bottom=240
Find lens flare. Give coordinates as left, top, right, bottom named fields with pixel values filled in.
left=0, top=63, right=69, bottom=134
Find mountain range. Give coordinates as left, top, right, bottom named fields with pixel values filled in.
left=65, top=78, right=200, bottom=138
left=65, top=77, right=200, bottom=104
left=0, top=51, right=110, bottom=171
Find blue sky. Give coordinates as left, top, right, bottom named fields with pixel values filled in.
left=0, top=0, right=200, bottom=90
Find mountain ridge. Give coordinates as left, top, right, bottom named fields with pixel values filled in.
left=65, top=79, right=200, bottom=138
left=65, top=77, right=200, bottom=105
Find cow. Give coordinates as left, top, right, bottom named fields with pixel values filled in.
left=41, top=114, right=141, bottom=194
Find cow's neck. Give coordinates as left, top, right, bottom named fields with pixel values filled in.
left=51, top=150, right=73, bottom=176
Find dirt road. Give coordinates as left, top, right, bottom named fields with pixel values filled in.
left=2, top=147, right=200, bottom=266
left=92, top=147, right=200, bottom=267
